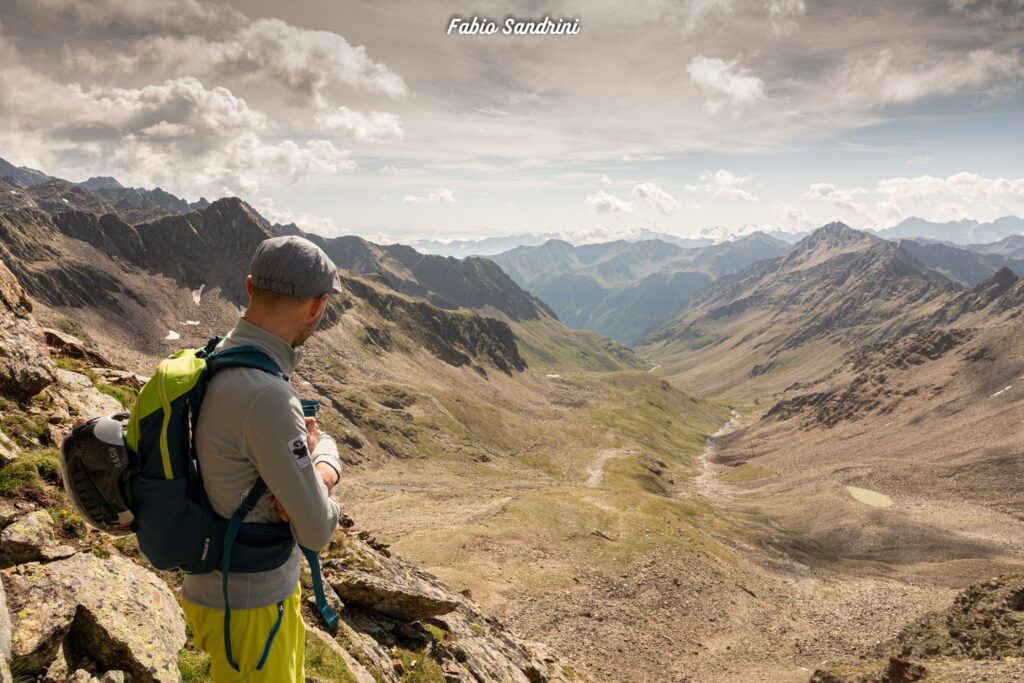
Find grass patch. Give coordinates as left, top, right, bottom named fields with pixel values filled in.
left=423, top=622, right=451, bottom=645
left=304, top=630, right=357, bottom=682
left=395, top=647, right=445, bottom=683
left=1, top=413, right=50, bottom=448
left=96, top=383, right=138, bottom=410
left=718, top=462, right=779, bottom=484
left=178, top=643, right=211, bottom=683
left=0, top=448, right=61, bottom=498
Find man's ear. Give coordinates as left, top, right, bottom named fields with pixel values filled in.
left=310, top=293, right=328, bottom=319
left=245, top=275, right=254, bottom=297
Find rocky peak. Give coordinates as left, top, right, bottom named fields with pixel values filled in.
left=77, top=177, right=124, bottom=192
left=25, top=180, right=114, bottom=216
left=795, top=222, right=875, bottom=252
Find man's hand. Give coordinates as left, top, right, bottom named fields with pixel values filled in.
left=315, top=462, right=339, bottom=491
left=269, top=496, right=290, bottom=523
left=305, top=417, right=321, bottom=454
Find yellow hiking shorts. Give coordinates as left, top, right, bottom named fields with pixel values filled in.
left=183, top=583, right=305, bottom=683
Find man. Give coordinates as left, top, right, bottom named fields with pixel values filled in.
left=181, top=235, right=345, bottom=682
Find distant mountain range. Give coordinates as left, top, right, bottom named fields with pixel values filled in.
left=876, top=216, right=1024, bottom=244
left=487, top=232, right=791, bottom=344
left=640, top=222, right=958, bottom=394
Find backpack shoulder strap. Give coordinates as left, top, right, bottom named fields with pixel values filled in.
left=206, top=345, right=287, bottom=381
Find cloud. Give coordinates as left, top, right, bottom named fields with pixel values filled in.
left=0, top=70, right=353, bottom=196
left=698, top=170, right=758, bottom=200
left=681, top=0, right=737, bottom=35
left=253, top=198, right=340, bottom=235
left=600, top=174, right=612, bottom=185
left=314, top=106, right=404, bottom=141
left=12, top=2, right=407, bottom=106
left=876, top=172, right=1024, bottom=202
left=584, top=190, right=635, bottom=214
left=838, top=48, right=1023, bottom=107
left=132, top=18, right=408, bottom=106
left=631, top=182, right=684, bottom=213
left=906, top=154, right=930, bottom=166
left=403, top=188, right=456, bottom=206
left=687, top=56, right=766, bottom=112
left=804, top=182, right=903, bottom=227
left=768, top=0, right=806, bottom=34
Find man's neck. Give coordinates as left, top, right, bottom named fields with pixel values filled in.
left=242, top=312, right=297, bottom=348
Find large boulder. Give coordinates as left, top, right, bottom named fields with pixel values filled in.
left=329, top=567, right=459, bottom=621
left=0, top=510, right=55, bottom=567
left=4, top=553, right=186, bottom=682
left=0, top=259, right=55, bottom=400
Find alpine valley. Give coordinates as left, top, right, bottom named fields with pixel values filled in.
left=0, top=157, right=1023, bottom=683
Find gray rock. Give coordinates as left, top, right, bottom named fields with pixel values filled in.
left=100, top=671, right=128, bottom=683
left=0, top=510, right=55, bottom=567
left=52, top=369, right=124, bottom=420
left=0, top=432, right=18, bottom=466
left=69, top=670, right=100, bottom=683
left=0, top=260, right=55, bottom=400
left=0, top=571, right=11, bottom=662
left=5, top=553, right=186, bottom=682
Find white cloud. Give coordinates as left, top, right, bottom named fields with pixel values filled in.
left=838, top=48, right=1023, bottom=107
left=906, top=154, right=930, bottom=166
left=631, top=182, right=683, bottom=214
left=403, top=188, right=456, bottom=206
left=768, top=0, right=806, bottom=34
left=0, top=70, right=353, bottom=196
left=876, top=172, right=1024, bottom=202
left=600, top=174, right=612, bottom=185
left=687, top=56, right=766, bottom=112
left=584, top=190, right=635, bottom=214
left=253, top=198, right=340, bottom=235
left=804, top=182, right=903, bottom=227
left=314, top=106, right=404, bottom=142
left=698, top=169, right=758, bottom=200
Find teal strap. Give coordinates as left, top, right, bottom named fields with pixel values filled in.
left=222, top=479, right=270, bottom=673
left=255, top=601, right=285, bottom=671
left=301, top=546, right=339, bottom=629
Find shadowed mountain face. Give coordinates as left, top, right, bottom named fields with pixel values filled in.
left=640, top=222, right=958, bottom=395
left=898, top=239, right=1024, bottom=286
left=488, top=233, right=791, bottom=343
left=273, top=223, right=554, bottom=322
left=965, top=233, right=1024, bottom=260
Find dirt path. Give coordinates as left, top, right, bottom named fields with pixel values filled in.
left=694, top=410, right=741, bottom=496
left=586, top=448, right=631, bottom=487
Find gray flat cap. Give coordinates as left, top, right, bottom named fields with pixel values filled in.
left=250, top=235, right=343, bottom=298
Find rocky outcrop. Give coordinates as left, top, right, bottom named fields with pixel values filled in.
left=0, top=510, right=56, bottom=567
left=319, top=529, right=574, bottom=682
left=4, top=553, right=186, bottom=682
left=0, top=258, right=55, bottom=400
left=811, top=573, right=1024, bottom=682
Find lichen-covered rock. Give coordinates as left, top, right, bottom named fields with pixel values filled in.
left=4, top=553, right=186, bottom=682
left=0, top=259, right=55, bottom=400
left=0, top=575, right=11, bottom=683
left=51, top=369, right=124, bottom=420
left=0, top=510, right=55, bottom=567
left=329, top=568, right=459, bottom=621
left=0, top=432, right=18, bottom=466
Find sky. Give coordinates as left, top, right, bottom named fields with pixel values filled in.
left=0, top=0, right=1022, bottom=243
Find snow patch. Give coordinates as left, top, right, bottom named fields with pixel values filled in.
left=184, top=320, right=200, bottom=326
left=990, top=385, right=1013, bottom=398
left=61, top=198, right=69, bottom=203
left=545, top=374, right=561, bottom=379
left=165, top=330, right=181, bottom=341
left=192, top=284, right=206, bottom=305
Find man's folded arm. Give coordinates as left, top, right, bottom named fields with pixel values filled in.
left=243, top=385, right=340, bottom=550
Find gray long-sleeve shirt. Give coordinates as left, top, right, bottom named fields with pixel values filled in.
left=181, top=318, right=342, bottom=609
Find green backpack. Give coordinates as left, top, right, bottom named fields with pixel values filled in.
left=126, top=336, right=338, bottom=671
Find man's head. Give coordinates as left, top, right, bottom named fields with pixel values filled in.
left=244, top=236, right=343, bottom=347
